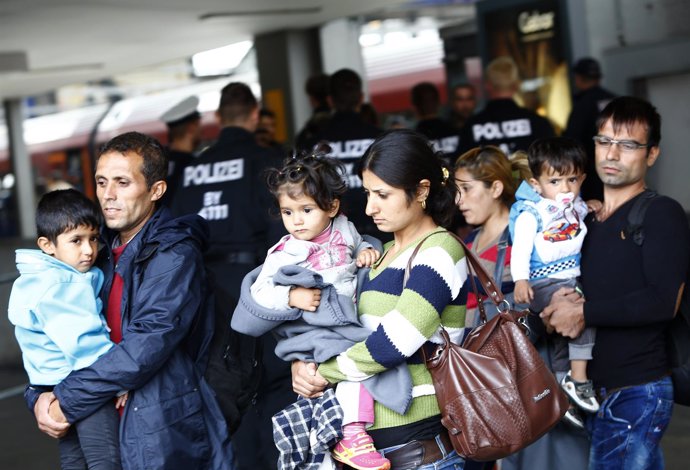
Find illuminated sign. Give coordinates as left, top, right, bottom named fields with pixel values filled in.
left=518, top=9, right=556, bottom=42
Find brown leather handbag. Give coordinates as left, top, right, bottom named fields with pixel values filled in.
left=412, top=232, right=569, bottom=461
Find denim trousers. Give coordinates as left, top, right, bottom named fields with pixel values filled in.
left=379, top=434, right=465, bottom=470
left=58, top=401, right=121, bottom=470
left=587, top=375, right=673, bottom=470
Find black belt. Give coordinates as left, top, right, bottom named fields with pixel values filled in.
left=384, top=430, right=454, bottom=469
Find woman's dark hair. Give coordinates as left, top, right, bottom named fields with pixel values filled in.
left=265, top=145, right=347, bottom=212
left=36, top=189, right=102, bottom=244
left=527, top=137, right=587, bottom=178
left=359, top=129, right=457, bottom=227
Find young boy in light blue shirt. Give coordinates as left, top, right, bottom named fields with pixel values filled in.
left=8, top=189, right=125, bottom=470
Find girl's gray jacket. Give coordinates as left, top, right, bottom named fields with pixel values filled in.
left=231, top=264, right=412, bottom=415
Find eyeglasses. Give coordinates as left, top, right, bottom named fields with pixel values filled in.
left=593, top=135, right=650, bottom=152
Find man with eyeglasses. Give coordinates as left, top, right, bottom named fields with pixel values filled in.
left=541, top=96, right=689, bottom=470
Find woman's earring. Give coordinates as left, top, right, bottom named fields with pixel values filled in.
left=421, top=199, right=427, bottom=210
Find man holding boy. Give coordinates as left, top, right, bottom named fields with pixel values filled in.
left=542, top=96, right=690, bottom=469
left=27, top=132, right=233, bottom=469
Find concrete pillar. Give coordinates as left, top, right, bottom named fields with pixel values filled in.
left=565, top=0, right=591, bottom=63
left=3, top=98, right=35, bottom=239
left=319, top=18, right=368, bottom=97
left=254, top=29, right=323, bottom=146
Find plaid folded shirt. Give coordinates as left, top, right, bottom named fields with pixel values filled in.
left=272, top=388, right=343, bottom=470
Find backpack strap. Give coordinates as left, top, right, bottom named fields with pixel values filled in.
left=624, top=189, right=658, bottom=246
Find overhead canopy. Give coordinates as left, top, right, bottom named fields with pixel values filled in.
left=0, top=0, right=412, bottom=101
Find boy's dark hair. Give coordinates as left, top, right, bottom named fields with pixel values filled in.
left=596, top=96, right=661, bottom=148
left=329, top=69, right=362, bottom=111
left=36, top=189, right=102, bottom=244
left=265, top=145, right=347, bottom=213
left=527, top=137, right=587, bottom=178
left=218, top=82, right=258, bottom=124
left=98, top=131, right=167, bottom=189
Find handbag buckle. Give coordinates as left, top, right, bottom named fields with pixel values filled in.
left=518, top=315, right=532, bottom=337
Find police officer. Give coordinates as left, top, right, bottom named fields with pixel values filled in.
left=411, top=81, right=461, bottom=163
left=302, top=68, right=383, bottom=238
left=458, top=56, right=555, bottom=156
left=563, top=57, right=616, bottom=201
left=170, top=82, right=290, bottom=470
left=159, top=95, right=201, bottom=206
left=171, top=82, right=283, bottom=297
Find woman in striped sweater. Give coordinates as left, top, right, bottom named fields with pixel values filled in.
left=292, top=129, right=468, bottom=469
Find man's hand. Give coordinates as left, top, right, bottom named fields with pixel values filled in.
left=34, top=392, right=70, bottom=438
left=356, top=248, right=381, bottom=268
left=586, top=199, right=603, bottom=214
left=48, top=399, right=67, bottom=423
left=289, top=287, right=321, bottom=312
left=291, top=360, right=328, bottom=398
left=514, top=280, right=534, bottom=305
left=541, top=287, right=585, bottom=339
left=115, top=392, right=129, bottom=409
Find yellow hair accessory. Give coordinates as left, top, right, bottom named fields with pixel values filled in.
left=441, top=167, right=450, bottom=186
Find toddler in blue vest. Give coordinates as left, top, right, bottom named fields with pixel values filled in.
left=509, top=137, right=601, bottom=428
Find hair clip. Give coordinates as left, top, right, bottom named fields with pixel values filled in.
left=441, top=167, right=450, bottom=186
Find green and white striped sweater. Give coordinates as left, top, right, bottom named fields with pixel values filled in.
left=318, top=228, right=467, bottom=429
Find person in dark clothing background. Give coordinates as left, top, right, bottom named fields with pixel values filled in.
left=159, top=96, right=201, bottom=206
left=458, top=56, right=555, bottom=156
left=170, top=82, right=291, bottom=470
left=295, top=73, right=331, bottom=150
left=302, top=68, right=384, bottom=239
left=563, top=57, right=616, bottom=201
left=448, top=82, right=477, bottom=132
left=255, top=107, right=284, bottom=155
left=411, top=81, right=460, bottom=162
left=170, top=82, right=281, bottom=297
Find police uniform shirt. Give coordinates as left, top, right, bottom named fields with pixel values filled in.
left=564, top=86, right=616, bottom=201
left=458, top=99, right=555, bottom=156
left=170, top=126, right=278, bottom=255
left=161, top=148, right=194, bottom=207
left=415, top=117, right=461, bottom=163
left=304, top=110, right=383, bottom=238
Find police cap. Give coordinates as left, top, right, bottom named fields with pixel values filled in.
left=161, top=96, right=200, bottom=126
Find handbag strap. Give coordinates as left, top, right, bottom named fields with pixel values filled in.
left=404, top=230, right=509, bottom=325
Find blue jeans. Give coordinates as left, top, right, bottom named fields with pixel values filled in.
left=380, top=434, right=465, bottom=470
left=58, top=401, right=121, bottom=470
left=587, top=376, right=673, bottom=470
